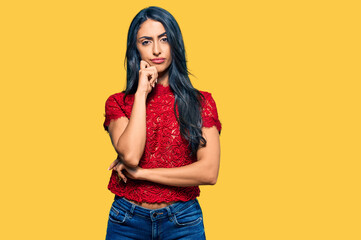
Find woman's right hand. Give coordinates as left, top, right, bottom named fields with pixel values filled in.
left=137, top=60, right=158, bottom=95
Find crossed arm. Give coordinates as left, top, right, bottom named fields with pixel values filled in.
left=109, top=125, right=220, bottom=187
left=106, top=92, right=221, bottom=187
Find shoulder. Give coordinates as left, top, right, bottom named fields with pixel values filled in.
left=198, top=90, right=211, bottom=97
left=197, top=90, right=217, bottom=107
left=105, top=91, right=133, bottom=105
left=106, top=91, right=125, bottom=101
left=197, top=90, right=222, bottom=133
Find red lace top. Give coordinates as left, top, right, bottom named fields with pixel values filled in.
left=103, top=83, right=222, bottom=203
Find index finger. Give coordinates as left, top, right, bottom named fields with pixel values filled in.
left=108, top=158, right=120, bottom=170
left=140, top=60, right=150, bottom=69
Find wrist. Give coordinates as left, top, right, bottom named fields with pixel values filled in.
left=139, top=168, right=150, bottom=181
left=135, top=90, right=148, bottom=99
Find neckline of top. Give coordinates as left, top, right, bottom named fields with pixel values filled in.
left=151, top=83, right=172, bottom=95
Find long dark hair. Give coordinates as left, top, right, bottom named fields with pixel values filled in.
left=122, top=6, right=206, bottom=157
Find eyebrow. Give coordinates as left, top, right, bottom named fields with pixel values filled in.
left=139, top=32, right=167, bottom=40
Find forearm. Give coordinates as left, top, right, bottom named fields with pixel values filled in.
left=116, top=92, right=147, bottom=167
left=140, top=161, right=218, bottom=187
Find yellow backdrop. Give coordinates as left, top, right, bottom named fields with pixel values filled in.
left=1, top=0, right=360, bottom=239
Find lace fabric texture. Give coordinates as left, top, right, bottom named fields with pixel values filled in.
left=103, top=83, right=222, bottom=203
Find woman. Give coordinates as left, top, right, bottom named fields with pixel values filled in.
left=103, top=6, right=222, bottom=240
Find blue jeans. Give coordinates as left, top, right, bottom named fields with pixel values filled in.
left=105, top=195, right=206, bottom=240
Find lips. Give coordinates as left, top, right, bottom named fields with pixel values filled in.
left=151, top=58, right=165, bottom=64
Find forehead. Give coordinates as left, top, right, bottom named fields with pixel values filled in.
left=137, top=19, right=166, bottom=36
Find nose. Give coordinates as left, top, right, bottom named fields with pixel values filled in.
left=153, top=41, right=161, bottom=56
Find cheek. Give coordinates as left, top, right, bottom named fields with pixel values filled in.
left=167, top=55, right=172, bottom=66
left=167, top=52, right=172, bottom=63
left=136, top=46, right=147, bottom=58
left=166, top=47, right=171, bottom=57
left=137, top=50, right=145, bottom=59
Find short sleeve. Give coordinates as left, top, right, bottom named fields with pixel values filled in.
left=103, top=93, right=127, bottom=132
left=201, top=92, right=222, bottom=134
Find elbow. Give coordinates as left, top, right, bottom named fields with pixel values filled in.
left=207, top=175, right=218, bottom=185
left=202, top=170, right=218, bottom=185
left=122, top=154, right=140, bottom=168
left=115, top=149, right=140, bottom=168
left=210, top=177, right=218, bottom=185
left=115, top=141, right=144, bottom=168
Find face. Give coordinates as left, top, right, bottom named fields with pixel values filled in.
left=136, top=19, right=172, bottom=74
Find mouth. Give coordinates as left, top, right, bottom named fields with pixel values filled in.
left=151, top=58, right=165, bottom=64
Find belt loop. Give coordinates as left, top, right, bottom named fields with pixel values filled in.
left=130, top=203, right=136, bottom=215
left=166, top=206, right=172, bottom=217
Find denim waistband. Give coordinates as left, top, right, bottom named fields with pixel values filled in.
left=113, top=195, right=198, bottom=221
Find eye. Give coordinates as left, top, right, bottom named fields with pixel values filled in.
left=141, top=40, right=150, bottom=46
left=161, top=37, right=168, bottom=42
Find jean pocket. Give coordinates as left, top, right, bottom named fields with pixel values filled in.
left=172, top=202, right=203, bottom=227
left=108, top=203, right=128, bottom=224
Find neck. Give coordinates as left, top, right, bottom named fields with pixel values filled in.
left=157, top=69, right=169, bottom=86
